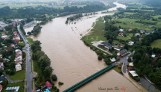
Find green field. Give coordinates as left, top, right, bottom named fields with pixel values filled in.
left=151, top=39, right=161, bottom=49
left=82, top=17, right=107, bottom=44
left=9, top=70, right=25, bottom=80
left=114, top=18, right=153, bottom=30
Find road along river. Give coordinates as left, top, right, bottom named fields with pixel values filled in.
left=25, top=2, right=147, bottom=92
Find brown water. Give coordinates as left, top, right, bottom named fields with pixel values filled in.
left=25, top=2, right=146, bottom=92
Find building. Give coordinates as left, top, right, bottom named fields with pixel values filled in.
left=45, top=81, right=52, bottom=89
left=14, top=49, right=23, bottom=72
left=118, top=49, right=128, bottom=57
left=128, top=41, right=134, bottom=46
left=119, top=29, right=124, bottom=32
left=129, top=70, right=138, bottom=77
left=6, top=86, right=20, bottom=92
left=13, top=31, right=21, bottom=43
left=151, top=54, right=156, bottom=58
left=15, top=63, right=22, bottom=71
left=135, top=33, right=141, bottom=37
left=110, top=58, right=116, bottom=62
left=1, top=33, right=8, bottom=40
left=98, top=42, right=112, bottom=50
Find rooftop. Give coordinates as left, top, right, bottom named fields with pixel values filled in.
left=129, top=71, right=138, bottom=77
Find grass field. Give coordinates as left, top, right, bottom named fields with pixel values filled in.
left=9, top=70, right=25, bottom=80
left=151, top=39, right=161, bottom=49
left=114, top=18, right=153, bottom=30
left=82, top=17, right=107, bottom=44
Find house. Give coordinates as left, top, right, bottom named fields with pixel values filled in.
left=6, top=86, right=20, bottom=92
left=151, top=54, right=156, bottom=58
left=135, top=33, right=140, bottom=37
left=114, top=47, right=121, bottom=51
left=15, top=63, right=22, bottom=71
left=128, top=41, right=134, bottom=46
left=129, top=71, right=138, bottom=77
left=1, top=33, right=8, bottom=40
left=14, top=49, right=23, bottom=69
left=10, top=44, right=15, bottom=48
left=45, top=81, right=52, bottom=89
left=118, top=49, right=128, bottom=57
left=128, top=62, right=134, bottom=70
left=13, top=32, right=21, bottom=43
left=98, top=42, right=112, bottom=50
left=118, top=32, right=124, bottom=37
left=128, top=62, right=134, bottom=67
left=110, top=58, right=116, bottom=62
left=119, top=29, right=124, bottom=32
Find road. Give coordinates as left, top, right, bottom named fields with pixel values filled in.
left=17, top=25, right=32, bottom=92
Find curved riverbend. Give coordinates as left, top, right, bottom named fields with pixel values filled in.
left=25, top=2, right=146, bottom=92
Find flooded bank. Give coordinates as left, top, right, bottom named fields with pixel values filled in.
left=25, top=2, right=146, bottom=92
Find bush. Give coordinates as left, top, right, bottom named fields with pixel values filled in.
left=98, top=55, right=103, bottom=61
left=58, top=82, right=64, bottom=86
left=51, top=74, right=57, bottom=81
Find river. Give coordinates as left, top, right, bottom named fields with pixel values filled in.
left=25, top=2, right=146, bottom=92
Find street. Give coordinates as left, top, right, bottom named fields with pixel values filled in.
left=17, top=25, right=32, bottom=92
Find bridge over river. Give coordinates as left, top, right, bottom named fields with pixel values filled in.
left=63, top=65, right=115, bottom=92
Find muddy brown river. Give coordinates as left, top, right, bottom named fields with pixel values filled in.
left=25, top=2, right=147, bottom=92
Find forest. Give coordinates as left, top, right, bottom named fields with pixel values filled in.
left=0, top=2, right=106, bottom=20
left=133, top=30, right=161, bottom=89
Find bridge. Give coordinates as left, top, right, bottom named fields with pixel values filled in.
left=63, top=64, right=115, bottom=92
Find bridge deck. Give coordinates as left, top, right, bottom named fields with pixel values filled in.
left=63, top=65, right=115, bottom=92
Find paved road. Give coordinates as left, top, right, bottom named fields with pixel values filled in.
left=17, top=25, right=32, bottom=92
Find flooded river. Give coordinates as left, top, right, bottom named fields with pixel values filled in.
left=25, top=2, right=146, bottom=92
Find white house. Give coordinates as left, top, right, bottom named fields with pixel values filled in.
left=129, top=71, right=138, bottom=77
left=110, top=58, right=116, bottom=62
left=119, top=29, right=124, bottom=32
left=6, top=86, right=20, bottom=92
left=15, top=64, right=22, bottom=71
left=14, top=49, right=23, bottom=72
left=128, top=41, right=134, bottom=46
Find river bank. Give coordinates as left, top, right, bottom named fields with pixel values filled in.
left=24, top=2, right=147, bottom=92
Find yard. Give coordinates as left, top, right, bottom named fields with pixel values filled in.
left=151, top=39, right=161, bottom=49
left=2, top=82, right=24, bottom=92
left=9, top=70, right=25, bottom=81
left=117, top=33, right=133, bottom=41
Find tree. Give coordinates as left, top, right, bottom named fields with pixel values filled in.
left=51, top=74, right=57, bottom=81
left=43, top=66, right=53, bottom=80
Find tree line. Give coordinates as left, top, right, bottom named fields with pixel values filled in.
left=31, top=41, right=59, bottom=91
left=65, top=14, right=83, bottom=24
left=0, top=2, right=106, bottom=20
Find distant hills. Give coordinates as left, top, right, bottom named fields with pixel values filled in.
left=0, top=0, right=88, bottom=2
